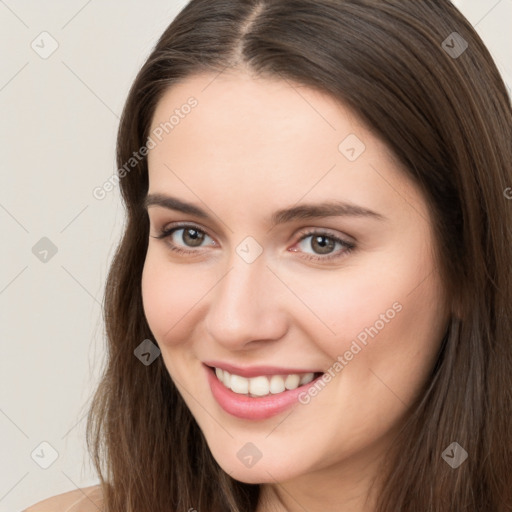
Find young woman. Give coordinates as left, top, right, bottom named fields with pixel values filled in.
left=26, top=0, right=512, bottom=511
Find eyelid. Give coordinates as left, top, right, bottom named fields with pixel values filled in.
left=153, top=221, right=353, bottom=242
left=292, top=228, right=355, bottom=261
left=296, top=226, right=355, bottom=243
left=153, top=221, right=216, bottom=242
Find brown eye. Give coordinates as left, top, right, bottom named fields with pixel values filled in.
left=154, top=224, right=215, bottom=254
left=181, top=228, right=205, bottom=247
left=310, top=235, right=336, bottom=254
left=293, top=231, right=355, bottom=262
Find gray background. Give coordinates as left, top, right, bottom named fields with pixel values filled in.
left=0, top=1, right=510, bottom=510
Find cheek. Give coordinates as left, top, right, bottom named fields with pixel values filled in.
left=297, top=246, right=447, bottom=379
left=282, top=259, right=405, bottom=350
left=323, top=265, right=447, bottom=415
left=141, top=247, right=205, bottom=345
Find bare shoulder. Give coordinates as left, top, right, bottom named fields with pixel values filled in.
left=23, top=484, right=103, bottom=512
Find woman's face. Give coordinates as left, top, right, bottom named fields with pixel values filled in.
left=142, top=70, right=450, bottom=488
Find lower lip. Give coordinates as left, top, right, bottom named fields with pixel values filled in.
left=205, top=364, right=322, bottom=420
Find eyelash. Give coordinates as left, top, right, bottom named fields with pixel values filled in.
left=152, top=223, right=355, bottom=262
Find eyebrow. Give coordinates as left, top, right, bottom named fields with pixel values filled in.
left=143, top=193, right=385, bottom=226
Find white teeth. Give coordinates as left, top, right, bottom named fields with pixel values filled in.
left=214, top=368, right=317, bottom=397
left=230, top=374, right=249, bottom=394
left=269, top=375, right=285, bottom=394
left=284, top=374, right=300, bottom=390
left=249, top=376, right=270, bottom=396
left=300, top=372, right=314, bottom=385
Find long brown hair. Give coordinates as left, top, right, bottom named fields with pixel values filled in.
left=86, top=1, right=512, bottom=510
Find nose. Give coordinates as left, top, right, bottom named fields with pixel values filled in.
left=204, top=255, right=289, bottom=350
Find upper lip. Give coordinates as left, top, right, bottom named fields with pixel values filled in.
left=203, top=361, right=322, bottom=378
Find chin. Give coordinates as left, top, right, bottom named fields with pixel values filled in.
left=210, top=449, right=303, bottom=485
left=224, top=465, right=287, bottom=485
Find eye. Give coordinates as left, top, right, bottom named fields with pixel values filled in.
left=291, top=230, right=355, bottom=262
left=152, top=223, right=215, bottom=254
left=152, top=223, right=355, bottom=262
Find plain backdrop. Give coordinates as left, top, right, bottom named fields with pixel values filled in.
left=0, top=1, right=510, bottom=510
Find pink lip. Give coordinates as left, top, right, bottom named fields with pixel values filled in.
left=204, top=364, right=323, bottom=420
left=203, top=360, right=320, bottom=378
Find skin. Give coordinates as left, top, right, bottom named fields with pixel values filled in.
left=141, top=70, right=451, bottom=512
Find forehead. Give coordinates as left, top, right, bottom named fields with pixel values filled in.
left=149, top=70, right=363, bottom=158
left=146, top=71, right=425, bottom=224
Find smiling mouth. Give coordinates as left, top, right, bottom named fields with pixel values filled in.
left=209, top=366, right=323, bottom=398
